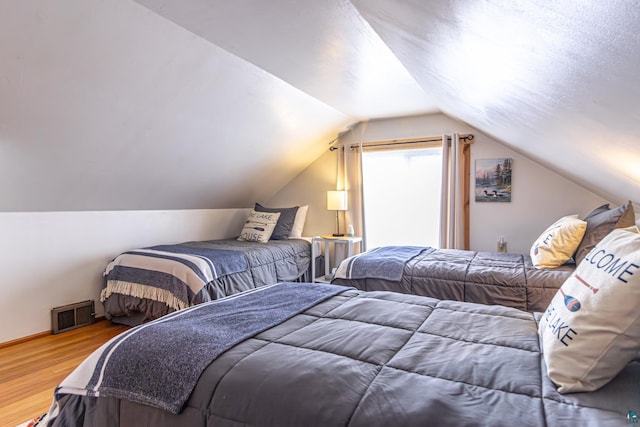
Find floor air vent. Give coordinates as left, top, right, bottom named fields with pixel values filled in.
left=51, top=300, right=95, bottom=334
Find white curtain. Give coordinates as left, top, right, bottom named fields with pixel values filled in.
left=439, top=133, right=464, bottom=249
left=337, top=127, right=366, bottom=250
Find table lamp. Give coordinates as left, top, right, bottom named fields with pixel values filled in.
left=327, top=190, right=347, bottom=237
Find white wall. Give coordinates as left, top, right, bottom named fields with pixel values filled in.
left=0, top=0, right=348, bottom=213
left=0, top=208, right=250, bottom=344
left=267, top=148, right=338, bottom=238
left=272, top=113, right=610, bottom=254
left=470, top=131, right=608, bottom=253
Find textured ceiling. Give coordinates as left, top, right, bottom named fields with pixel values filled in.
left=351, top=0, right=640, bottom=204
left=0, top=0, right=638, bottom=211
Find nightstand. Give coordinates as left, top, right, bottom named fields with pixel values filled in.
left=311, top=235, right=363, bottom=283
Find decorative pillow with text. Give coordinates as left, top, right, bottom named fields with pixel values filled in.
left=530, top=215, right=587, bottom=268
left=237, top=210, right=281, bottom=243
left=538, top=226, right=640, bottom=393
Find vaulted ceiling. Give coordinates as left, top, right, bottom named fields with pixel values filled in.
left=1, top=1, right=638, bottom=212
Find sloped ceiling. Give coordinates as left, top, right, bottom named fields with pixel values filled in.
left=351, top=0, right=640, bottom=204
left=0, top=0, right=638, bottom=212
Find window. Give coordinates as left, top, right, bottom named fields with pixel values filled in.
left=362, top=145, right=443, bottom=249
left=339, top=134, right=471, bottom=251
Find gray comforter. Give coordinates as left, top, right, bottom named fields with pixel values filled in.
left=49, top=285, right=638, bottom=426
left=332, top=247, right=575, bottom=312
left=102, top=238, right=311, bottom=325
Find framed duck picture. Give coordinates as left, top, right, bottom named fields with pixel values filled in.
left=475, top=158, right=512, bottom=202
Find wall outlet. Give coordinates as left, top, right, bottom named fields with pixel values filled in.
left=497, top=238, right=507, bottom=253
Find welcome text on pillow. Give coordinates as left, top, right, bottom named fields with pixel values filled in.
left=583, top=248, right=639, bottom=284
left=541, top=243, right=639, bottom=349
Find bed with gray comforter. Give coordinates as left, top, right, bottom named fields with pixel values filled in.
left=101, top=238, right=311, bottom=325
left=332, top=246, right=575, bottom=312
left=48, top=282, right=638, bottom=426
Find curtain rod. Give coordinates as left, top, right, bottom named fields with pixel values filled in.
left=329, top=133, right=474, bottom=151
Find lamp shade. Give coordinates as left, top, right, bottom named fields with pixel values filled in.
left=327, top=190, right=347, bottom=211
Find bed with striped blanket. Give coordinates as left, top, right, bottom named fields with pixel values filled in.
left=101, top=238, right=311, bottom=325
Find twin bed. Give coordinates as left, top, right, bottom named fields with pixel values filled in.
left=44, top=202, right=638, bottom=425
left=101, top=238, right=312, bottom=325
left=100, top=203, right=312, bottom=325
left=332, top=201, right=636, bottom=313
left=332, top=246, right=574, bottom=312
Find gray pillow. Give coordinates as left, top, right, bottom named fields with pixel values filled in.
left=583, top=203, right=610, bottom=219
left=254, top=203, right=299, bottom=240
left=573, top=201, right=635, bottom=265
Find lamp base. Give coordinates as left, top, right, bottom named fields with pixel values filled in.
left=332, top=233, right=345, bottom=237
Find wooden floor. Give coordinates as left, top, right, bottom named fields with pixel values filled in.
left=0, top=320, right=129, bottom=426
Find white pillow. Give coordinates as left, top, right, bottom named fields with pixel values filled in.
left=539, top=225, right=640, bottom=393
left=288, top=205, right=308, bottom=239
left=237, top=210, right=280, bottom=243
left=530, top=215, right=587, bottom=268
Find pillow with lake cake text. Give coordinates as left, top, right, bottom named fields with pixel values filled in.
left=530, top=215, right=587, bottom=268
left=237, top=210, right=281, bottom=243
left=538, top=226, right=640, bottom=393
